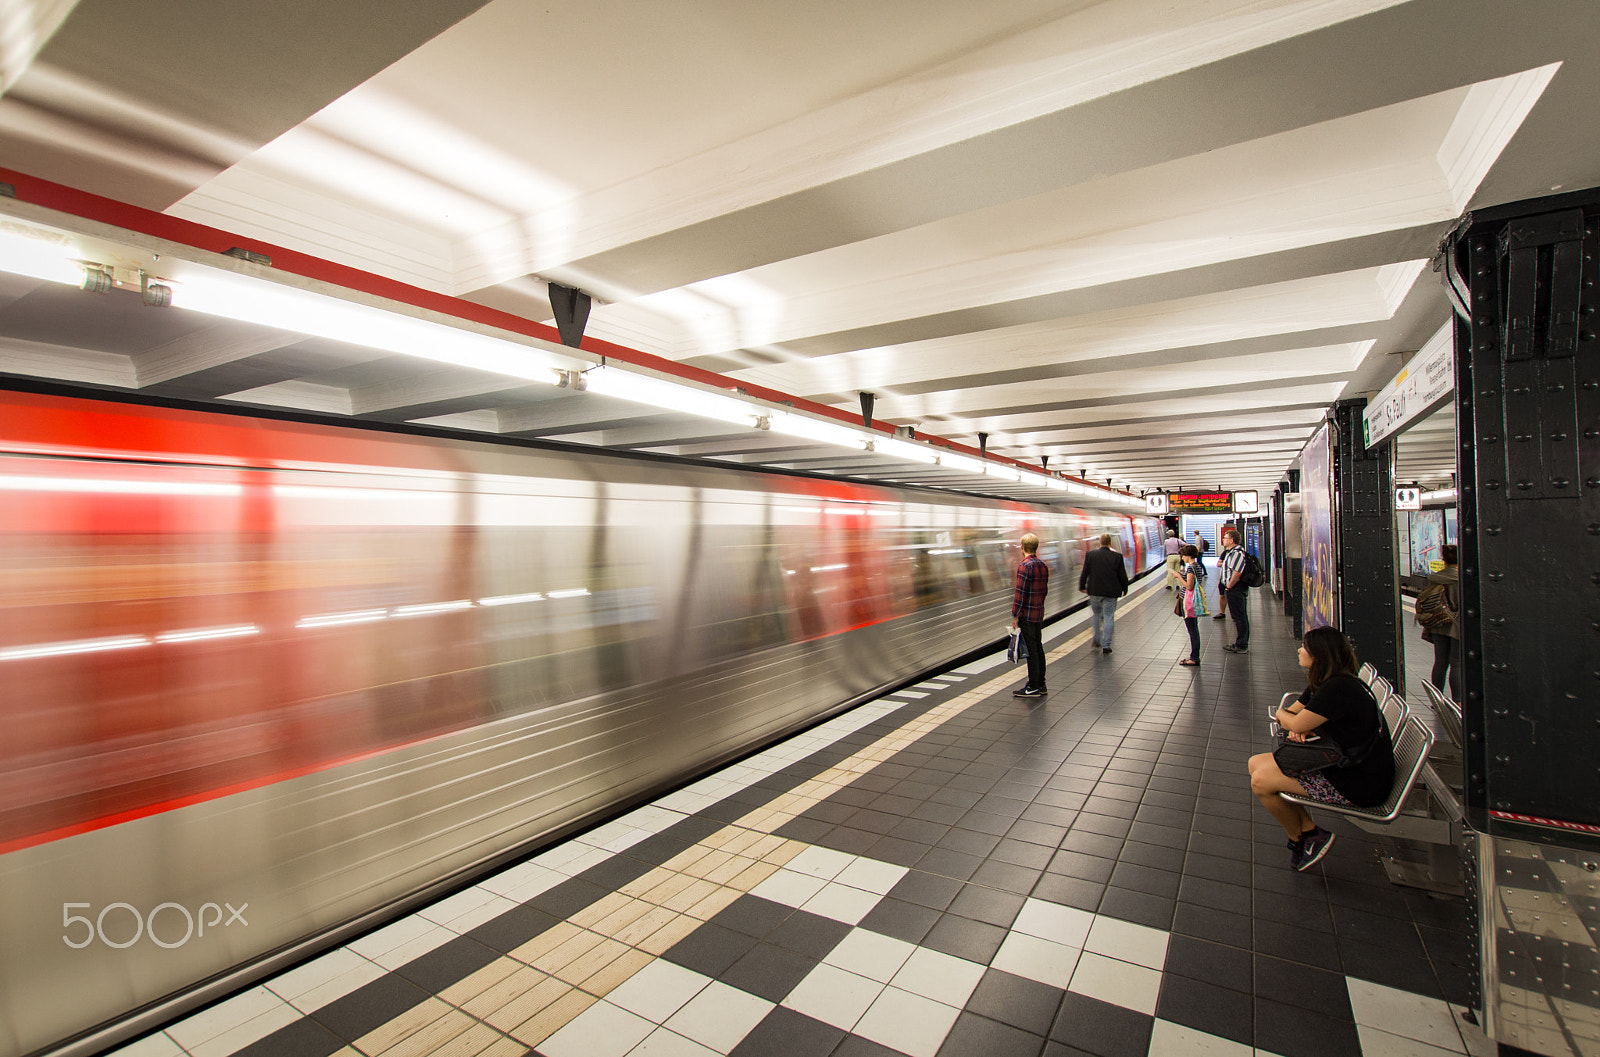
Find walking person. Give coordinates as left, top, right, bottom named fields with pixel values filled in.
left=1176, top=544, right=1207, bottom=666
left=1011, top=533, right=1050, bottom=698
left=1079, top=533, right=1129, bottom=654
left=1419, top=544, right=1462, bottom=702
left=1218, top=529, right=1250, bottom=653
left=1163, top=529, right=1183, bottom=590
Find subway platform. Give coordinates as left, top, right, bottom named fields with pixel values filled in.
left=109, top=575, right=1486, bottom=1057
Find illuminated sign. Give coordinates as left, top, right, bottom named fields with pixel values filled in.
left=1232, top=490, right=1259, bottom=514
left=1167, top=492, right=1234, bottom=514
left=1145, top=493, right=1170, bottom=516
left=1394, top=486, right=1421, bottom=510
left=1364, top=323, right=1455, bottom=448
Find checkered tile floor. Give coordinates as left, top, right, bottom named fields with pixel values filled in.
left=109, top=574, right=1494, bottom=1057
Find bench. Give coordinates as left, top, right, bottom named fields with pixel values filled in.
left=1279, top=712, right=1434, bottom=824
left=1419, top=679, right=1464, bottom=750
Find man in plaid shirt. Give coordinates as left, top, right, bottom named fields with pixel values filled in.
left=1012, top=533, right=1049, bottom=698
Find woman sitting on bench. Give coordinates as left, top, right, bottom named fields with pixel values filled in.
left=1247, top=626, right=1395, bottom=871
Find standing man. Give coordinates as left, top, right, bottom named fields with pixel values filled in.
left=1012, top=533, right=1050, bottom=698
left=1079, top=533, right=1130, bottom=654
left=1163, top=529, right=1183, bottom=589
left=1218, top=528, right=1250, bottom=653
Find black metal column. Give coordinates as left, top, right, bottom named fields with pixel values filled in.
left=1332, top=398, right=1403, bottom=692
left=1443, top=190, right=1600, bottom=832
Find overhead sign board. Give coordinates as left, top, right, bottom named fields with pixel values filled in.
left=1395, top=486, right=1421, bottom=511
left=1364, top=323, right=1455, bottom=448
left=1145, top=493, right=1170, bottom=516
left=1232, top=490, right=1259, bottom=514
left=1167, top=491, right=1234, bottom=514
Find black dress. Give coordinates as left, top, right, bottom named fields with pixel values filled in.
left=1297, top=673, right=1395, bottom=806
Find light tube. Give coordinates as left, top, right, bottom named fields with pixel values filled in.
left=1046, top=478, right=1068, bottom=491
left=985, top=464, right=1021, bottom=482
left=0, top=476, right=242, bottom=496
left=1067, top=482, right=1086, bottom=494
left=546, top=588, right=590, bottom=599
left=168, top=268, right=565, bottom=383
left=938, top=452, right=986, bottom=474
left=810, top=564, right=847, bottom=572
left=1019, top=471, right=1052, bottom=489
left=478, top=592, right=544, bottom=607
left=1, top=634, right=149, bottom=661
left=0, top=228, right=87, bottom=287
left=154, top=624, right=259, bottom=644
left=766, top=411, right=870, bottom=449
left=775, top=505, right=822, bottom=515
left=393, top=600, right=473, bottom=618
left=873, top=438, right=939, bottom=464
left=296, top=608, right=388, bottom=628
left=582, top=366, right=759, bottom=426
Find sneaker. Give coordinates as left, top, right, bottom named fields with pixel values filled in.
left=1232, top=645, right=1249, bottom=653
left=1102, top=647, right=1112, bottom=654
left=1014, top=687, right=1047, bottom=699
left=1293, top=827, right=1336, bottom=871
left=1090, top=640, right=1101, bottom=649
left=1213, top=614, right=1227, bottom=620
left=1223, top=644, right=1241, bottom=653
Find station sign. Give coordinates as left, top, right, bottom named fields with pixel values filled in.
left=1232, top=490, right=1259, bottom=514
left=1145, top=493, right=1170, bottom=516
left=1166, top=491, right=1234, bottom=514
left=1363, top=323, right=1455, bottom=448
left=1394, top=486, right=1422, bottom=511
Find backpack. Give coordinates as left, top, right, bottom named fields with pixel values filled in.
left=1239, top=551, right=1265, bottom=589
left=1415, top=582, right=1454, bottom=630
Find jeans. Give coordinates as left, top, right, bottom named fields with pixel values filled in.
left=1184, top=616, right=1200, bottom=661
left=1019, top=618, right=1046, bottom=690
left=1225, top=587, right=1249, bottom=647
left=1089, top=595, right=1118, bottom=648
left=1431, top=632, right=1461, bottom=701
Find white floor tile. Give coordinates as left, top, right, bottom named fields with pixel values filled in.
left=785, top=845, right=856, bottom=881
left=801, top=882, right=881, bottom=924
left=891, top=690, right=930, bottom=699
left=181, top=1000, right=302, bottom=1057
left=264, top=946, right=370, bottom=1004
left=1148, top=1019, right=1254, bottom=1056
left=101, top=1033, right=184, bottom=1057
left=1356, top=1024, right=1466, bottom=1057
left=823, top=929, right=919, bottom=983
left=782, top=963, right=886, bottom=1031
left=1451, top=1005, right=1497, bottom=1057
left=628, top=1027, right=720, bottom=1057
left=1068, top=950, right=1162, bottom=1016
left=1346, top=979, right=1465, bottom=1052
left=368, top=921, right=458, bottom=969
left=990, top=932, right=1081, bottom=988
left=269, top=950, right=388, bottom=1013
left=423, top=889, right=520, bottom=933
left=1013, top=898, right=1094, bottom=947
left=889, top=947, right=986, bottom=1008
left=1084, top=914, right=1170, bottom=970
left=480, top=860, right=562, bottom=898
left=607, top=959, right=714, bottom=1024
left=834, top=857, right=909, bottom=895
left=749, top=868, right=829, bottom=908
left=164, top=986, right=285, bottom=1050
left=346, top=913, right=439, bottom=961
left=663, top=980, right=774, bottom=1052
left=853, top=987, right=962, bottom=1057
left=541, top=1000, right=656, bottom=1057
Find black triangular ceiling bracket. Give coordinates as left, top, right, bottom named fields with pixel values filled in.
left=859, top=392, right=875, bottom=428
left=548, top=282, right=592, bottom=348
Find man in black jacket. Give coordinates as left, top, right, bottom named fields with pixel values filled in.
left=1079, top=533, right=1130, bottom=654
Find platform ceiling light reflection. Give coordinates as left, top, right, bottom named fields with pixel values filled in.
left=477, top=592, right=545, bottom=607
left=809, top=564, right=847, bottom=572
left=938, top=452, right=986, bottom=475
left=166, top=266, right=568, bottom=383
left=545, top=588, right=590, bottom=599
left=873, top=438, right=939, bottom=464
left=394, top=600, right=473, bottom=618
left=766, top=410, right=870, bottom=449
left=0, top=475, right=243, bottom=496
left=1, top=635, right=149, bottom=661
left=296, top=608, right=389, bottom=629
left=0, top=225, right=87, bottom=287
left=582, top=366, right=760, bottom=426
left=154, top=624, right=260, bottom=644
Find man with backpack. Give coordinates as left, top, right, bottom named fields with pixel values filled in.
left=1218, top=529, right=1261, bottom=653
left=1416, top=544, right=1461, bottom=701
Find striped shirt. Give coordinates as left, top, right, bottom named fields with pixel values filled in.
left=1219, top=545, right=1246, bottom=589
left=1012, top=555, right=1049, bottom=623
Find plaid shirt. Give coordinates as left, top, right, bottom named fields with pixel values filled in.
left=1012, top=554, right=1049, bottom=623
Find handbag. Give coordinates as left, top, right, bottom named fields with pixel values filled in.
left=1006, top=627, right=1028, bottom=664
left=1172, top=592, right=1184, bottom=617
left=1272, top=732, right=1348, bottom=776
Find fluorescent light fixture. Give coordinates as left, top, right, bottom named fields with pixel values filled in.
left=394, top=599, right=473, bottom=618
left=939, top=452, right=986, bottom=474
left=583, top=366, right=759, bottom=426
left=874, top=437, right=939, bottom=464
left=1019, top=471, right=1052, bottom=489
left=809, top=563, right=847, bottom=572
left=296, top=608, right=389, bottom=628
left=168, top=267, right=566, bottom=383
left=926, top=548, right=965, bottom=555
left=866, top=508, right=898, bottom=516
left=154, top=624, right=259, bottom=644
left=766, top=411, right=870, bottom=449
left=0, top=476, right=243, bottom=496
left=824, top=505, right=867, bottom=515
left=1067, top=482, right=1086, bottom=494
left=1, top=634, right=149, bottom=661
left=478, top=591, right=544, bottom=606
left=775, top=505, right=822, bottom=514
left=985, top=464, right=1021, bottom=482
left=1047, top=478, right=1068, bottom=492
left=1421, top=488, right=1458, bottom=502
left=546, top=588, right=590, bottom=599
left=0, top=226, right=86, bottom=287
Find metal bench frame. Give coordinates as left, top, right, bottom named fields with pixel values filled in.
left=1279, top=712, right=1434, bottom=824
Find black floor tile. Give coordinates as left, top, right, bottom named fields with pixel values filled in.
left=1338, top=940, right=1445, bottom=999
left=1256, top=889, right=1333, bottom=932
left=1097, top=886, right=1175, bottom=930
left=971, top=859, right=1044, bottom=895
left=312, top=974, right=431, bottom=1042
left=575, top=853, right=654, bottom=890
left=1172, top=901, right=1253, bottom=948
left=468, top=903, right=560, bottom=953
left=1060, top=830, right=1125, bottom=860
left=1072, top=812, right=1133, bottom=839
left=1254, top=954, right=1355, bottom=1019
left=1253, top=919, right=1343, bottom=972
left=392, top=935, right=500, bottom=993
left=1049, top=992, right=1154, bottom=1057
left=857, top=896, right=940, bottom=944
left=1117, top=839, right=1185, bottom=873
left=1156, top=973, right=1255, bottom=1045
left=992, top=838, right=1056, bottom=870
left=527, top=877, right=609, bottom=919
left=923, top=913, right=1007, bottom=964
left=966, top=968, right=1066, bottom=1036
left=1163, top=933, right=1253, bottom=994
left=730, top=1006, right=844, bottom=1057
left=1032, top=873, right=1105, bottom=911
left=1008, top=820, right=1070, bottom=847
left=721, top=941, right=817, bottom=1002
left=1047, top=851, right=1116, bottom=884
left=917, top=847, right=984, bottom=880
left=938, top=827, right=1002, bottom=856
left=887, top=869, right=964, bottom=911
left=1253, top=996, right=1363, bottom=1057
left=1108, top=862, right=1180, bottom=900
left=937, top=1012, right=1048, bottom=1057
left=233, top=1017, right=345, bottom=1057
left=835, top=1034, right=917, bottom=1057
left=1178, top=875, right=1253, bottom=914
left=712, top=895, right=795, bottom=940
left=1332, top=904, right=1427, bottom=956
left=949, top=884, right=1025, bottom=928
left=665, top=921, right=760, bottom=976
left=767, top=909, right=852, bottom=960
left=868, top=835, right=932, bottom=866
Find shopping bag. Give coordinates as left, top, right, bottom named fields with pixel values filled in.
left=1007, top=627, right=1028, bottom=664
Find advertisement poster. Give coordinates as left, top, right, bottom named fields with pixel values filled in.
left=1409, top=509, right=1445, bottom=575
left=1300, top=424, right=1337, bottom=631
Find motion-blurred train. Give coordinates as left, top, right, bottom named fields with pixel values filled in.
left=0, top=388, right=1159, bottom=1056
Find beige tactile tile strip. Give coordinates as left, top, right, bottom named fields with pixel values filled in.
left=311, top=588, right=1162, bottom=1055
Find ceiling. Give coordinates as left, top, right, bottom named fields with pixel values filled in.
left=2, top=0, right=1598, bottom=498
